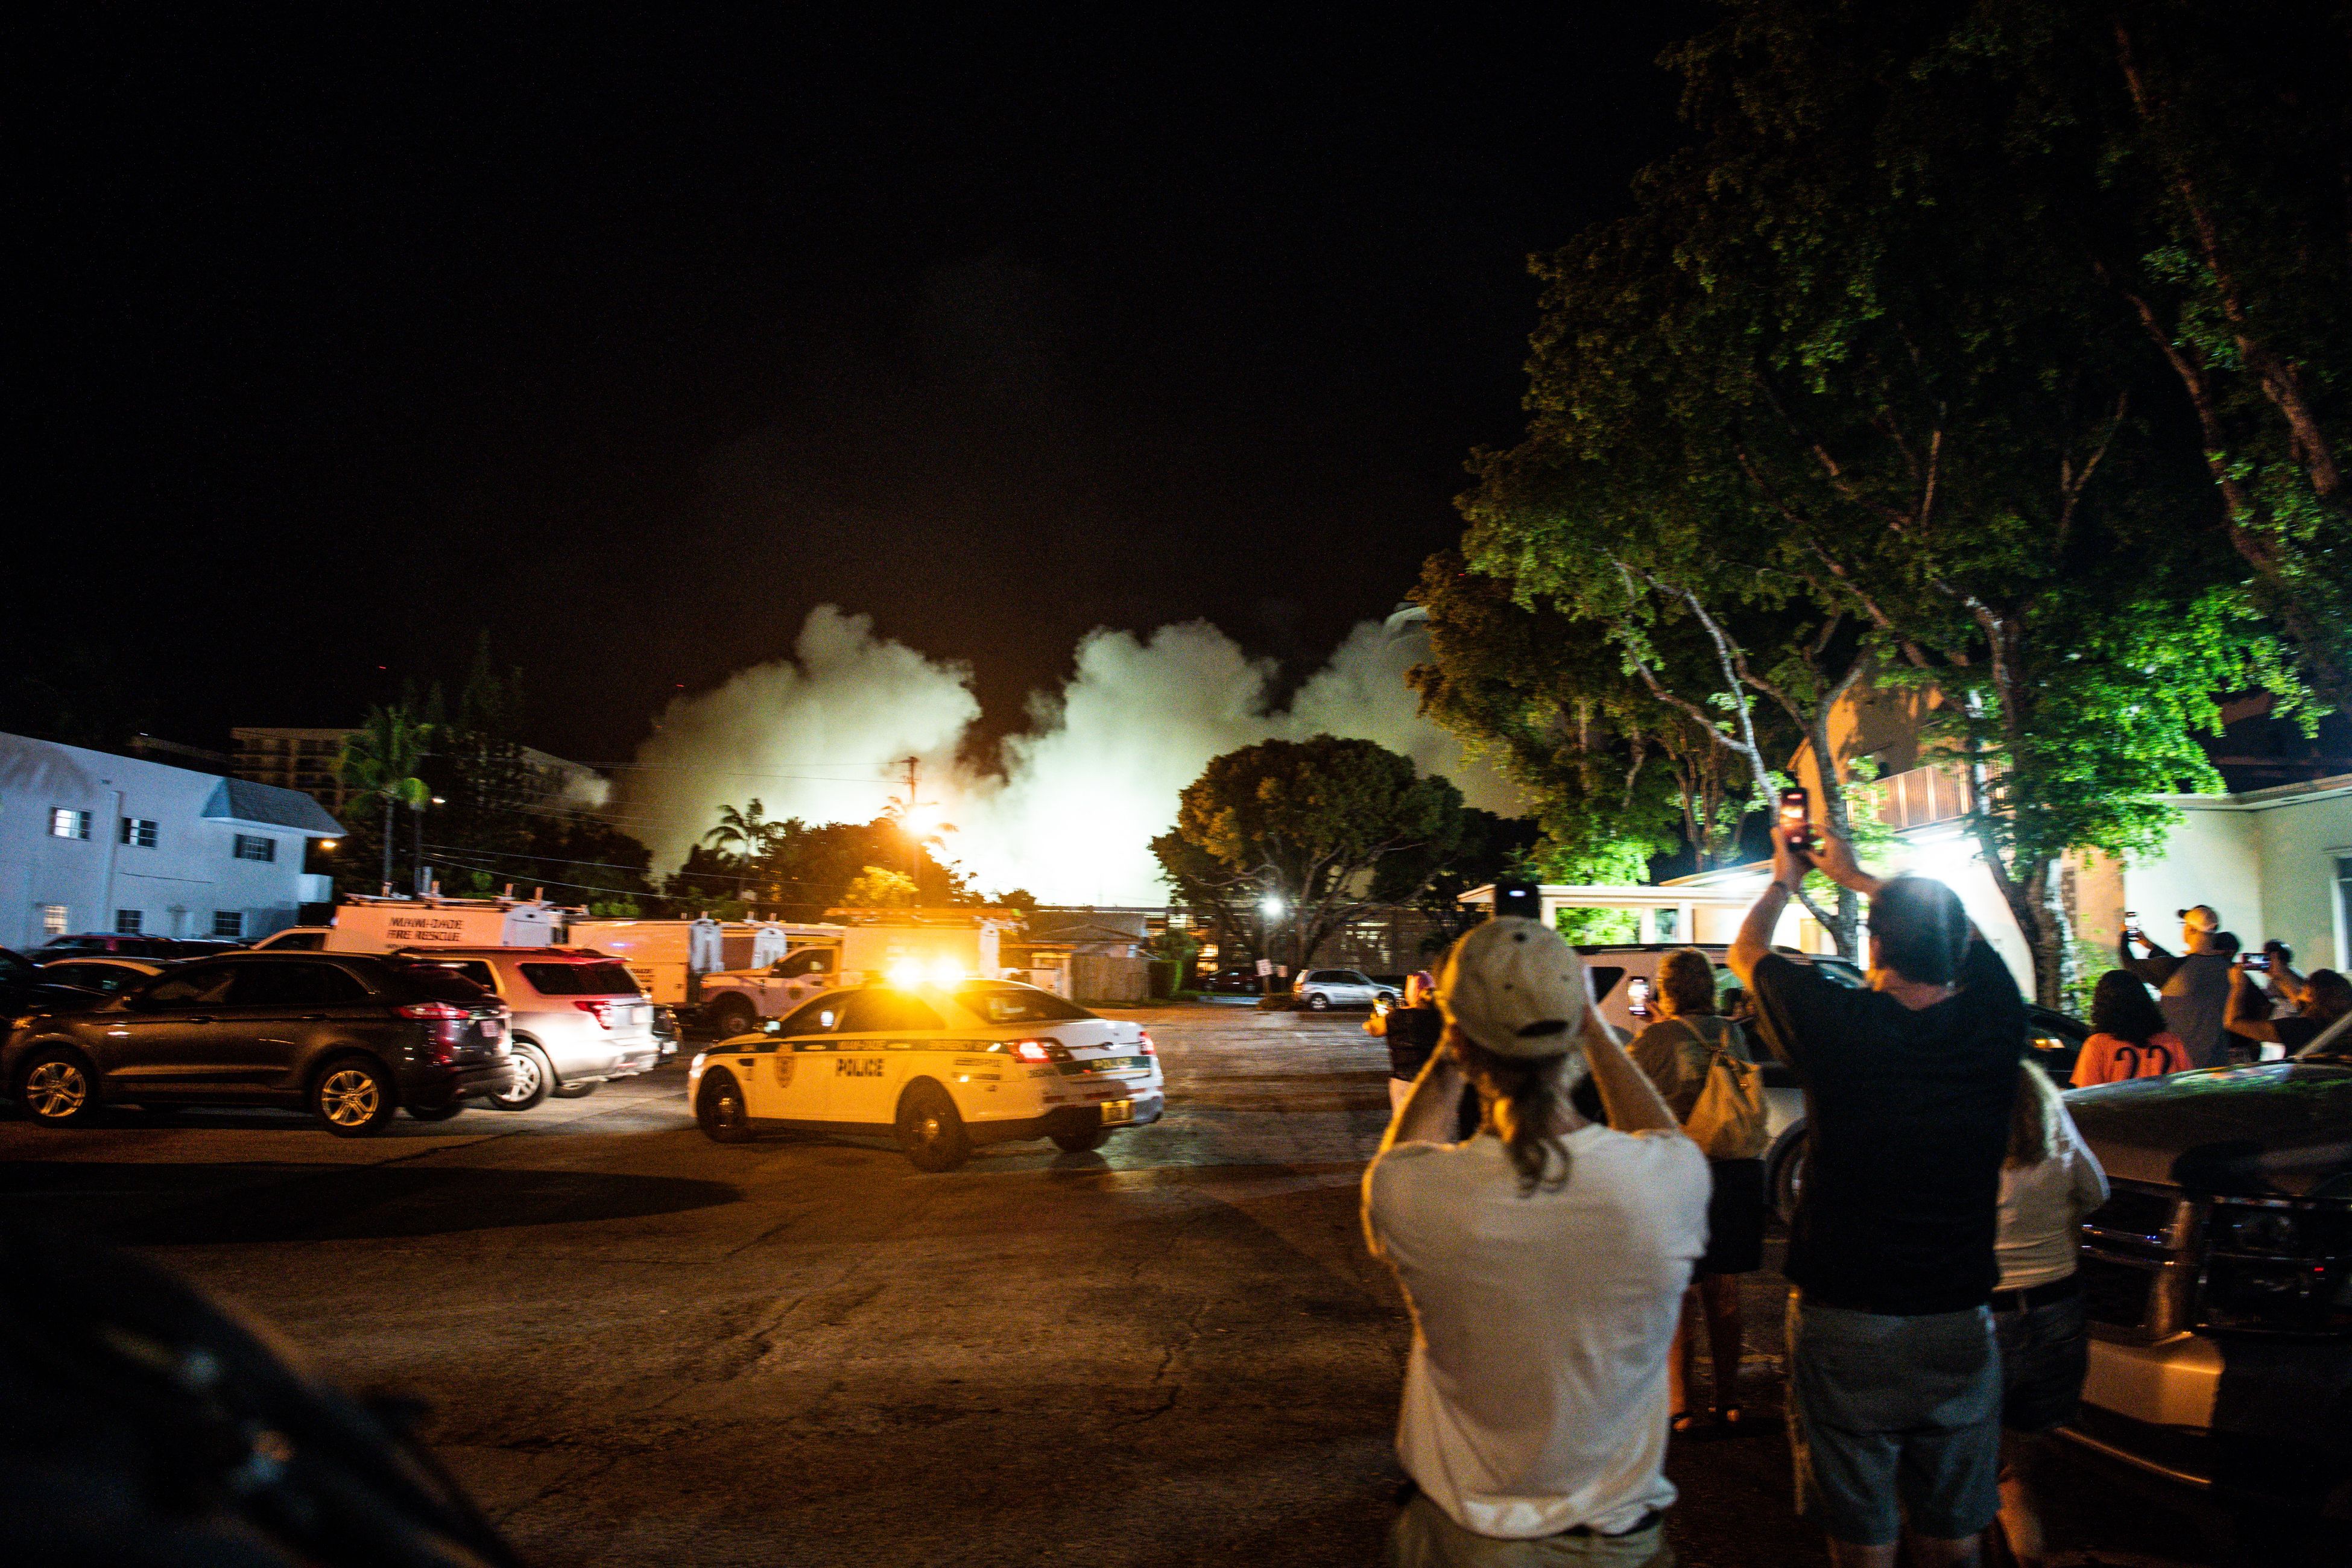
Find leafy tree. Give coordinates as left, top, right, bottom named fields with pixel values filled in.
left=702, top=798, right=782, bottom=861
left=1372, top=803, right=1541, bottom=954
left=1161, top=736, right=1467, bottom=970
left=1456, top=0, right=2310, bottom=1002
left=337, top=706, right=432, bottom=896
left=840, top=866, right=920, bottom=908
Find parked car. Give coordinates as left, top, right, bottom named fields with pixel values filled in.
left=33, top=956, right=174, bottom=999
left=1, top=947, right=160, bottom=1017
left=247, top=926, right=330, bottom=952
left=2059, top=1019, right=2352, bottom=1517
left=30, top=940, right=196, bottom=964
left=1200, top=967, right=1268, bottom=997
left=2, top=952, right=514, bottom=1136
left=689, top=980, right=1163, bottom=1169
left=393, top=947, right=660, bottom=1111
left=1572, top=941, right=2086, bottom=1222
left=1291, top=968, right=1396, bottom=1011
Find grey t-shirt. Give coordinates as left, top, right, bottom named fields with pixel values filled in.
left=2122, top=950, right=2233, bottom=1069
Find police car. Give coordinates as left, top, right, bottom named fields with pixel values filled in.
left=686, top=977, right=1165, bottom=1170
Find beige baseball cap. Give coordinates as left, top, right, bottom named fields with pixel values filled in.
left=2178, top=905, right=2221, bottom=931
left=1436, top=917, right=1589, bottom=1058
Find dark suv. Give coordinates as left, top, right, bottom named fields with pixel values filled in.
left=3, top=952, right=514, bottom=1137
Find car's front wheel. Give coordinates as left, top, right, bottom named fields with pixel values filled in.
left=706, top=996, right=758, bottom=1038
left=1051, top=1127, right=1112, bottom=1154
left=16, top=1049, right=101, bottom=1128
left=697, top=1071, right=754, bottom=1143
left=489, top=1043, right=552, bottom=1111
left=897, top=1081, right=970, bottom=1171
left=311, top=1058, right=396, bottom=1137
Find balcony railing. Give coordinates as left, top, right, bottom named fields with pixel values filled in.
left=1871, top=763, right=1973, bottom=832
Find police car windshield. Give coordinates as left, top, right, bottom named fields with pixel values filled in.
left=955, top=985, right=1096, bottom=1024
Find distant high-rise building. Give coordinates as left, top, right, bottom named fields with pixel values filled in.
left=230, top=727, right=361, bottom=814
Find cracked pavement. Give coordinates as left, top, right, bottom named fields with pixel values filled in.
left=1, top=1005, right=2243, bottom=1566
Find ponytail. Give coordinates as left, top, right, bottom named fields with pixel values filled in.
left=1449, top=1024, right=1575, bottom=1195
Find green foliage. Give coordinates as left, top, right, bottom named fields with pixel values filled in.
left=840, top=866, right=920, bottom=908
left=1555, top=908, right=1640, bottom=946
left=1439, top=0, right=2328, bottom=1001
left=1159, top=735, right=1467, bottom=968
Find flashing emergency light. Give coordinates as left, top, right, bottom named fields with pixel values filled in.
left=887, top=959, right=926, bottom=990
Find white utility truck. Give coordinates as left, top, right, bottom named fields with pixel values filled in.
left=324, top=894, right=569, bottom=953
left=689, top=915, right=1016, bottom=1038
left=564, top=918, right=834, bottom=1010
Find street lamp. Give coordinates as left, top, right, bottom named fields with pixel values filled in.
left=1258, top=894, right=1285, bottom=996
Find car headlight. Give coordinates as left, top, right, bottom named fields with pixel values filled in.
left=689, top=1051, right=707, bottom=1074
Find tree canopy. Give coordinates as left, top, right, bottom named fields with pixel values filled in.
left=1154, top=735, right=1466, bottom=968
left=1426, top=0, right=2335, bottom=1003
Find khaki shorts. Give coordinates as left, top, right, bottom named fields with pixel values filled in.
left=1389, top=1492, right=1675, bottom=1568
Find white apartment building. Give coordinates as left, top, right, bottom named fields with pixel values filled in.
left=1, top=731, right=343, bottom=949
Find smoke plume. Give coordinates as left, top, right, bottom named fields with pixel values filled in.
left=622, top=604, right=1517, bottom=905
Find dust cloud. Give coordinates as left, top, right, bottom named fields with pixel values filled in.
left=621, top=604, right=1517, bottom=905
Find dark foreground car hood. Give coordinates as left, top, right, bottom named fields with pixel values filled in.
left=2065, top=1064, right=2352, bottom=1199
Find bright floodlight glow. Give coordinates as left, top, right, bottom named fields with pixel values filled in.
left=887, top=958, right=926, bottom=989
left=1259, top=894, right=1284, bottom=917
left=928, top=957, right=965, bottom=987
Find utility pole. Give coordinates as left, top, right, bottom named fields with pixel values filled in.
left=902, top=755, right=922, bottom=885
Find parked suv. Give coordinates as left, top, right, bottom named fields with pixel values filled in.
left=1291, top=969, right=1396, bottom=1011
left=2, top=952, right=513, bottom=1136
left=2060, top=1022, right=2352, bottom=1518
left=397, top=947, right=660, bottom=1111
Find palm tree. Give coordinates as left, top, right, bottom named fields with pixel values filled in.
left=702, top=798, right=779, bottom=862
left=339, top=706, right=433, bottom=896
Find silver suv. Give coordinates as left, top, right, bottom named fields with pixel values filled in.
left=1291, top=969, right=1395, bottom=1011
left=400, top=947, right=660, bottom=1111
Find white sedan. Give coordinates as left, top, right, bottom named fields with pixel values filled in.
left=686, top=980, right=1165, bottom=1170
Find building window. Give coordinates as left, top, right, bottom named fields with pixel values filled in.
left=233, top=834, right=277, bottom=862
left=119, top=817, right=159, bottom=849
left=49, top=808, right=91, bottom=840
left=115, top=909, right=143, bottom=934
left=211, top=911, right=245, bottom=938
left=39, top=905, right=68, bottom=937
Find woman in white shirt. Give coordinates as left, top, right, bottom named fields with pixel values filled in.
left=1988, top=1063, right=2108, bottom=1568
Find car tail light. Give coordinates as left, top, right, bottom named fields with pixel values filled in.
left=1137, top=1031, right=1155, bottom=1056
left=1013, top=1039, right=1054, bottom=1063
left=399, top=1002, right=469, bottom=1021
left=574, top=1000, right=615, bottom=1029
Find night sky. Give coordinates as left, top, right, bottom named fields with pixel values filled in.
left=22, top=7, right=1702, bottom=767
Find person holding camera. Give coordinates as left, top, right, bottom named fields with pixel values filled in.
left=2225, top=963, right=2352, bottom=1056
left=1629, top=947, right=1767, bottom=1437
left=1364, top=917, right=1707, bottom=1567
left=1729, top=823, right=2021, bottom=1568
left=1369, top=971, right=1445, bottom=1120
left=2117, top=905, right=2235, bottom=1068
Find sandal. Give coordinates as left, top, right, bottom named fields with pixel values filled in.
left=1671, top=1409, right=1701, bottom=1436
left=1712, top=1402, right=1747, bottom=1432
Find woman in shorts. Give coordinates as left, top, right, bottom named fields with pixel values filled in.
left=1990, top=1062, right=2109, bottom=1568
left=1630, top=947, right=1763, bottom=1433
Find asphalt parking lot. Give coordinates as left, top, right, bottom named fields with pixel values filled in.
left=0, top=1004, right=2268, bottom=1566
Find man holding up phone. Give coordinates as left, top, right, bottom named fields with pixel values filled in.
left=2117, top=905, right=2234, bottom=1069
left=1729, top=820, right=2021, bottom=1568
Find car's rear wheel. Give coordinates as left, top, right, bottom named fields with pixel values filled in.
left=707, top=997, right=757, bottom=1038
left=1307, top=993, right=1330, bottom=1011
left=311, top=1058, right=396, bottom=1137
left=490, top=1043, right=551, bottom=1111
left=697, top=1071, right=754, bottom=1143
left=897, top=1081, right=970, bottom=1171
left=1051, top=1127, right=1112, bottom=1154
left=17, top=1049, right=101, bottom=1127
left=405, top=1103, right=464, bottom=1122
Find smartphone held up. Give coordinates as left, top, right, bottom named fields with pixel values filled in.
left=1777, top=787, right=1816, bottom=853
